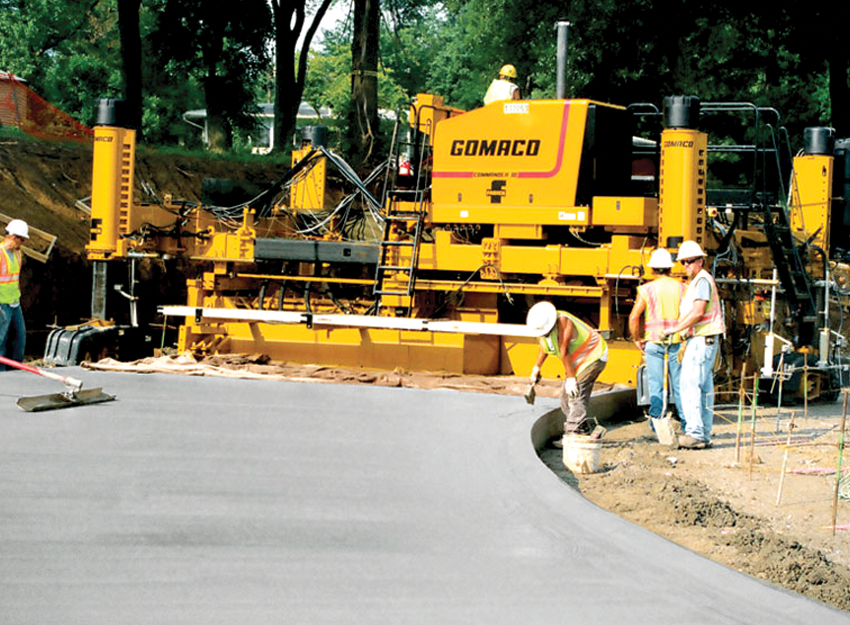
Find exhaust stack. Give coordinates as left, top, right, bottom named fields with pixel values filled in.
left=556, top=21, right=571, bottom=99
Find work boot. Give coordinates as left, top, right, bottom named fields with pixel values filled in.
left=678, top=434, right=706, bottom=449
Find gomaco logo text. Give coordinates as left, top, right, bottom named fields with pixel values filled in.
left=450, top=139, right=541, bottom=157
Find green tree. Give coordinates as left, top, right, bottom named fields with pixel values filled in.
left=269, top=0, right=336, bottom=155
left=149, top=0, right=273, bottom=152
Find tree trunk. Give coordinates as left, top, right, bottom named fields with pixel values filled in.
left=204, top=75, right=231, bottom=153
left=828, top=50, right=850, bottom=136
left=271, top=0, right=335, bottom=156
left=349, top=0, right=380, bottom=167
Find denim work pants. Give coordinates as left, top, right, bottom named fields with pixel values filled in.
left=0, top=303, right=25, bottom=370
left=560, top=358, right=607, bottom=434
left=645, top=341, right=683, bottom=419
left=679, top=336, right=718, bottom=442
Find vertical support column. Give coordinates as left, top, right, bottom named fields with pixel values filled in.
left=658, top=96, right=707, bottom=252
left=87, top=98, right=136, bottom=260
left=91, top=260, right=109, bottom=320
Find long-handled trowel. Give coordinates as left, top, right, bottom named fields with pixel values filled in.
left=0, top=355, right=115, bottom=412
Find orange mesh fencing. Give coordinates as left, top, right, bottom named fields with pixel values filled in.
left=0, top=72, right=93, bottom=142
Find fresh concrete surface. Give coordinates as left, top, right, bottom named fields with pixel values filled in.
left=0, top=369, right=847, bottom=624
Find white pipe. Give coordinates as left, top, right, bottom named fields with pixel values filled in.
left=160, top=306, right=544, bottom=338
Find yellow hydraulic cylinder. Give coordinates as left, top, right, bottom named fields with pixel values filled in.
left=658, top=128, right=707, bottom=251
left=87, top=125, right=136, bottom=259
left=790, top=153, right=833, bottom=254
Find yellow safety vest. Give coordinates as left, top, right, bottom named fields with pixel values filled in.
left=680, top=269, right=724, bottom=337
left=637, top=277, right=685, bottom=342
left=541, top=311, right=607, bottom=377
left=0, top=247, right=21, bottom=304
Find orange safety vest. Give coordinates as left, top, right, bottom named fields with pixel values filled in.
left=541, top=311, right=607, bottom=377
left=0, top=246, right=21, bottom=304
left=681, top=269, right=725, bottom=338
left=637, top=276, right=685, bottom=343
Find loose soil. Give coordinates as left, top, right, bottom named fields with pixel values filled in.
left=541, top=401, right=850, bottom=612
left=5, top=134, right=850, bottom=613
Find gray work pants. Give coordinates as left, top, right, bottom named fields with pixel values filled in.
left=560, top=358, right=607, bottom=434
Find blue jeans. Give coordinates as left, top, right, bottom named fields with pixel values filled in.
left=0, top=303, right=25, bottom=370
left=680, top=336, right=718, bottom=442
left=645, top=341, right=683, bottom=419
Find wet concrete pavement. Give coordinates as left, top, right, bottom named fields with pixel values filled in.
left=0, top=369, right=848, bottom=624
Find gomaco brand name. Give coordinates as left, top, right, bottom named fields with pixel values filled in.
left=450, top=139, right=541, bottom=157
left=663, top=140, right=695, bottom=148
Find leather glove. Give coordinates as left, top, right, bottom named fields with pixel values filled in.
left=564, top=377, right=579, bottom=398
left=529, top=365, right=541, bottom=385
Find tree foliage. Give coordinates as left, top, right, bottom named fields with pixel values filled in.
left=0, top=0, right=848, bottom=154
left=148, top=0, right=273, bottom=152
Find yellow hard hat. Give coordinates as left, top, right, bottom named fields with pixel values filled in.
left=499, top=64, right=517, bottom=79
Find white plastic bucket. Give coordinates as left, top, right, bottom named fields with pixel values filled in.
left=562, top=434, right=602, bottom=474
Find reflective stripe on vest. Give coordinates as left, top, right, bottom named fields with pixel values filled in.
left=638, top=277, right=685, bottom=342
left=681, top=269, right=724, bottom=338
left=540, top=311, right=606, bottom=376
left=0, top=247, right=21, bottom=304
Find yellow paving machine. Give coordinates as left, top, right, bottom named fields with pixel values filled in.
left=45, top=81, right=850, bottom=402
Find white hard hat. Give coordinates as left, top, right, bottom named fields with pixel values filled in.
left=647, top=248, right=674, bottom=269
left=6, top=219, right=29, bottom=239
left=677, top=240, right=705, bottom=261
left=526, top=302, right=557, bottom=336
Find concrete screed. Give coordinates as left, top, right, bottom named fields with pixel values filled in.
left=0, top=368, right=847, bottom=625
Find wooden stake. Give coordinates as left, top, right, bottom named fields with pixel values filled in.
left=736, top=363, right=747, bottom=464
left=776, top=411, right=796, bottom=506
left=748, top=373, right=759, bottom=479
left=831, top=391, right=848, bottom=536
left=803, top=353, right=809, bottom=422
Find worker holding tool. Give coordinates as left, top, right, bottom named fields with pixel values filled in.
left=0, top=219, right=28, bottom=371
left=628, top=248, right=685, bottom=422
left=662, top=240, right=725, bottom=449
left=527, top=301, right=608, bottom=436
left=483, top=64, right=521, bottom=105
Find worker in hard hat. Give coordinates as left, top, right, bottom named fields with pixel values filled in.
left=628, top=248, right=685, bottom=421
left=527, top=302, right=608, bottom=436
left=0, top=219, right=28, bottom=370
left=483, top=64, right=521, bottom=106
left=662, top=240, right=725, bottom=449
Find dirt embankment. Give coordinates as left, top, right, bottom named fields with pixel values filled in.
left=0, top=136, right=285, bottom=351
left=541, top=407, right=850, bottom=613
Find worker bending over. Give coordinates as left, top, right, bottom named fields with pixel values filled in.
left=662, top=241, right=725, bottom=449
left=483, top=64, right=521, bottom=105
left=628, top=248, right=685, bottom=421
left=527, top=302, right=608, bottom=435
left=0, top=219, right=28, bottom=371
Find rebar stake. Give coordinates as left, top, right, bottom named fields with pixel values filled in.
left=776, top=411, right=796, bottom=506
left=831, top=391, right=848, bottom=536
left=736, top=364, right=747, bottom=464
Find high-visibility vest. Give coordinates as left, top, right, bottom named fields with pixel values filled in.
left=637, top=276, right=685, bottom=342
left=483, top=79, right=519, bottom=105
left=680, top=269, right=725, bottom=337
left=0, top=246, right=21, bottom=304
left=540, top=311, right=607, bottom=377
